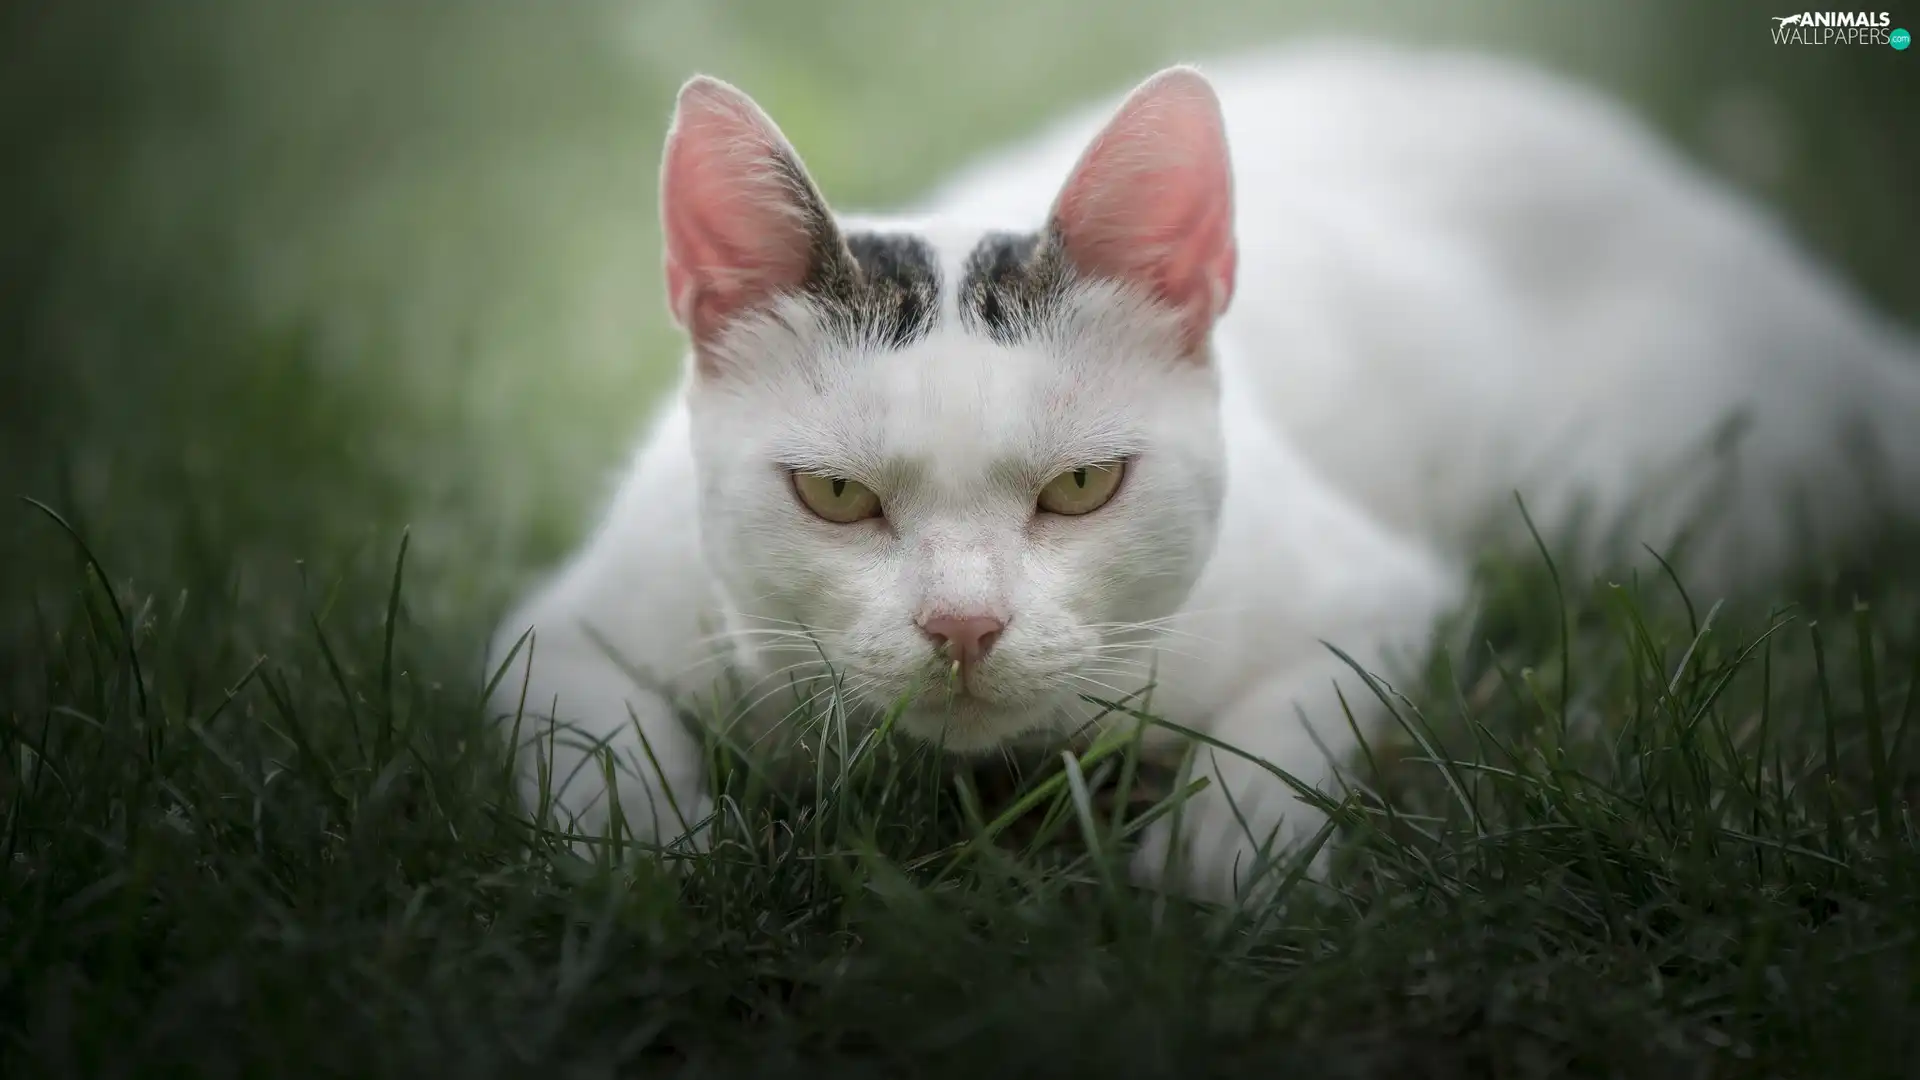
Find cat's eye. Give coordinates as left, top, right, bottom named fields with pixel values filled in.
left=792, top=472, right=883, bottom=523
left=1036, top=462, right=1125, bottom=516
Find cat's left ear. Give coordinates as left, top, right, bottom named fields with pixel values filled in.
left=1049, top=66, right=1237, bottom=351
left=660, top=75, right=843, bottom=357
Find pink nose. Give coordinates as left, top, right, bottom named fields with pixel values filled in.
left=919, top=614, right=1005, bottom=680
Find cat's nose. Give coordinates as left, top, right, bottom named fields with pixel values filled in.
left=918, top=614, right=1005, bottom=680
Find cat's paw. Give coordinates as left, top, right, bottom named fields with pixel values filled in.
left=1128, top=764, right=1332, bottom=904
left=567, top=777, right=716, bottom=857
left=508, top=682, right=713, bottom=859
left=1130, top=655, right=1372, bottom=902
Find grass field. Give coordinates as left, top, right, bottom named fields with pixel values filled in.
left=4, top=3, right=1920, bottom=1076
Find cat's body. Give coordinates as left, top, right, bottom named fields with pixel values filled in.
left=491, top=42, right=1920, bottom=900
left=928, top=45, right=1920, bottom=579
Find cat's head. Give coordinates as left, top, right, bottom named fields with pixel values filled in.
left=664, top=68, right=1236, bottom=750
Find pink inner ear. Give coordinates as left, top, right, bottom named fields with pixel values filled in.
left=1051, top=67, right=1237, bottom=348
left=661, top=77, right=821, bottom=346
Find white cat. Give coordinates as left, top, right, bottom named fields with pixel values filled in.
left=489, top=41, right=1920, bottom=902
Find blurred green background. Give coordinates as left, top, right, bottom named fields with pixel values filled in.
left=2, top=0, right=1915, bottom=652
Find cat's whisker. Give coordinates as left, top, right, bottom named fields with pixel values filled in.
left=739, top=678, right=849, bottom=750
left=1061, top=667, right=1148, bottom=690
left=690, top=631, right=846, bottom=660
left=1089, top=606, right=1250, bottom=628
left=1086, top=620, right=1229, bottom=646
left=668, top=638, right=834, bottom=688
left=1075, top=652, right=1178, bottom=677
left=695, top=623, right=851, bottom=649
left=738, top=662, right=892, bottom=749
left=1082, top=641, right=1210, bottom=666
left=698, top=623, right=848, bottom=641
left=1057, top=671, right=1153, bottom=709
left=717, top=657, right=841, bottom=724
left=1084, top=614, right=1199, bottom=631
left=717, top=611, right=854, bottom=636
left=1075, top=661, right=1159, bottom=684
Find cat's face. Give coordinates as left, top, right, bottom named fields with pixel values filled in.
left=662, top=69, right=1237, bottom=749
left=687, top=258, right=1225, bottom=748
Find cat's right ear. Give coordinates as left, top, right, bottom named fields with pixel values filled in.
left=660, top=76, right=836, bottom=354
left=1048, top=66, right=1236, bottom=353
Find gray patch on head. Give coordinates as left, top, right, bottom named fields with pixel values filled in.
left=958, top=229, right=1072, bottom=343
left=765, top=150, right=853, bottom=294
left=819, top=231, right=942, bottom=348
left=754, top=148, right=941, bottom=350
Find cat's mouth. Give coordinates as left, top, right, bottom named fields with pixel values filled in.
left=804, top=649, right=1075, bottom=752
left=894, top=695, right=1049, bottom=754
left=880, top=668, right=1067, bottom=752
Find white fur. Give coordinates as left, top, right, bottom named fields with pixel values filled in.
left=490, top=41, right=1920, bottom=901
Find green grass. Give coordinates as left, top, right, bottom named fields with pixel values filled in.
left=6, top=499, right=1919, bottom=1077
left=5, top=3, right=1920, bottom=1076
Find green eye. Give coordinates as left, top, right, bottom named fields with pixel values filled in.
left=793, top=472, right=883, bottom=523
left=1036, top=462, right=1125, bottom=516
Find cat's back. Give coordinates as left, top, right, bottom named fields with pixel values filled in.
left=924, top=42, right=1743, bottom=459
left=925, top=41, right=1686, bottom=246
left=924, top=41, right=1920, bottom=579
left=921, top=41, right=1725, bottom=538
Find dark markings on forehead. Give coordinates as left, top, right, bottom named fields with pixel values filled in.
left=958, top=229, right=1071, bottom=343
left=801, top=227, right=941, bottom=350
left=761, top=150, right=867, bottom=316
left=756, top=139, right=940, bottom=351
